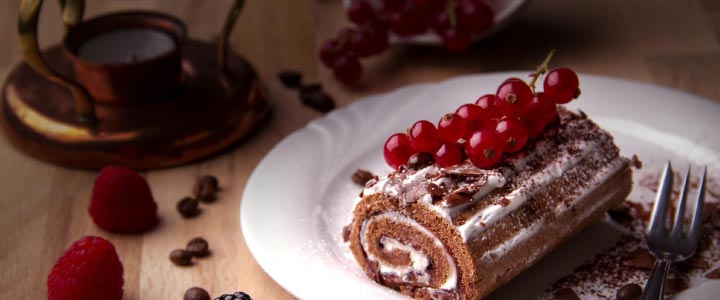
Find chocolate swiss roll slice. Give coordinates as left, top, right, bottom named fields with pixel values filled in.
left=347, top=108, right=633, bottom=300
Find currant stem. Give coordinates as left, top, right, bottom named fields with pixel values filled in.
left=447, top=0, right=457, bottom=27
left=528, top=49, right=555, bottom=91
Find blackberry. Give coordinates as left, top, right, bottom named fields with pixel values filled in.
left=215, top=291, right=251, bottom=300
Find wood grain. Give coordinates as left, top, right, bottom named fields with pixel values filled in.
left=0, top=1, right=718, bottom=300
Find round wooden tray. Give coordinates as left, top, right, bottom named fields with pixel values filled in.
left=0, top=40, right=270, bottom=170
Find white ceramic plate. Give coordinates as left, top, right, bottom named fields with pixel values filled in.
left=241, top=73, right=720, bottom=300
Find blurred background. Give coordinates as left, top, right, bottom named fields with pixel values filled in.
left=0, top=1, right=718, bottom=299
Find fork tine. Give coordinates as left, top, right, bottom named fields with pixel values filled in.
left=648, top=162, right=673, bottom=237
left=670, top=167, right=691, bottom=239
left=687, top=166, right=707, bottom=246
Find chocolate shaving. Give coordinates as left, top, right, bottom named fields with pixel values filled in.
left=553, top=288, right=580, bottom=300
left=663, top=277, right=688, bottom=295
left=442, top=165, right=487, bottom=177
left=710, top=209, right=720, bottom=229
left=705, top=267, right=720, bottom=279
left=624, top=249, right=656, bottom=270
left=427, top=183, right=445, bottom=199
left=408, top=152, right=434, bottom=170
left=616, top=283, right=642, bottom=300
left=631, top=154, right=643, bottom=169
left=352, top=169, right=375, bottom=186
left=436, top=191, right=473, bottom=207
left=495, top=198, right=511, bottom=207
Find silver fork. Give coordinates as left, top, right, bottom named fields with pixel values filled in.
left=641, top=162, right=707, bottom=300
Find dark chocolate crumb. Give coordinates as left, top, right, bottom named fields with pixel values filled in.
left=407, top=152, right=434, bottom=170
left=706, top=267, right=720, bottom=279
left=624, top=249, right=655, bottom=270
left=352, top=169, right=375, bottom=186
left=631, top=154, right=642, bottom=169
left=436, top=191, right=473, bottom=207
left=554, top=288, right=580, bottom=300
left=663, top=277, right=688, bottom=295
left=342, top=225, right=351, bottom=243
left=278, top=70, right=302, bottom=88
left=616, top=283, right=642, bottom=300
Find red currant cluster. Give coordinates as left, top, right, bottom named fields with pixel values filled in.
left=320, top=0, right=495, bottom=85
left=383, top=65, right=580, bottom=170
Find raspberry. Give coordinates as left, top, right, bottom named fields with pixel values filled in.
left=89, top=166, right=158, bottom=233
left=47, top=236, right=124, bottom=300
left=216, top=291, right=252, bottom=300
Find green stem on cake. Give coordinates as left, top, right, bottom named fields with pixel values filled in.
left=528, top=49, right=555, bottom=92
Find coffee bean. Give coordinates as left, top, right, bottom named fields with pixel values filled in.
left=352, top=169, right=374, bottom=186
left=554, top=288, right=580, bottom=300
left=616, top=283, right=642, bottom=300
left=299, top=89, right=335, bottom=113
left=214, top=292, right=252, bottom=300
left=170, top=249, right=193, bottom=266
left=194, top=175, right=219, bottom=202
left=186, top=237, right=210, bottom=257
left=407, top=152, right=434, bottom=170
left=184, top=287, right=211, bottom=300
left=177, top=197, right=201, bottom=218
left=278, top=70, right=302, bottom=88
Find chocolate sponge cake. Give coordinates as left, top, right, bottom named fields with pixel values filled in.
left=347, top=108, right=632, bottom=300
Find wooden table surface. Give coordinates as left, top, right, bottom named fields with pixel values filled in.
left=1, top=1, right=719, bottom=299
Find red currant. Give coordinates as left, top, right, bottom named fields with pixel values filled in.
left=435, top=142, right=465, bottom=167
left=319, top=38, right=345, bottom=67
left=348, top=1, right=377, bottom=25
left=441, top=28, right=471, bottom=53
left=332, top=54, right=362, bottom=85
left=454, top=0, right=494, bottom=35
left=348, top=28, right=375, bottom=57
left=465, top=129, right=503, bottom=168
left=431, top=11, right=451, bottom=34
left=523, top=92, right=557, bottom=138
left=384, top=133, right=414, bottom=169
left=455, top=104, right=495, bottom=136
left=496, top=78, right=533, bottom=117
left=495, top=118, right=528, bottom=153
left=438, top=113, right=467, bottom=144
left=544, top=67, right=579, bottom=104
left=409, top=120, right=441, bottom=152
left=383, top=0, right=405, bottom=11
left=474, top=94, right=502, bottom=119
left=364, top=24, right=389, bottom=55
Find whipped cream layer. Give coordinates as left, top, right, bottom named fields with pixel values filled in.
left=361, top=108, right=627, bottom=245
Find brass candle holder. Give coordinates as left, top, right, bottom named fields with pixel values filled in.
left=1, top=0, right=270, bottom=169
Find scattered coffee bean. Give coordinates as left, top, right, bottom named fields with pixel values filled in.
left=184, top=287, right=211, bottom=300
left=553, top=288, right=580, bottom=300
left=710, top=209, right=720, bottom=229
left=705, top=267, right=720, bottom=279
left=407, top=152, right=434, bottom=170
left=215, top=291, right=252, bottom=300
left=170, top=249, right=194, bottom=266
left=278, top=70, right=302, bottom=88
left=299, top=83, right=322, bottom=93
left=663, top=277, right=688, bottom=294
left=186, top=237, right=210, bottom=257
left=194, top=175, right=219, bottom=202
left=616, top=283, right=642, bottom=300
left=624, top=249, right=655, bottom=270
left=352, top=169, right=375, bottom=186
left=299, top=89, right=335, bottom=113
left=177, top=197, right=201, bottom=218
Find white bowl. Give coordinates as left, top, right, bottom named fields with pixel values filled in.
left=342, top=0, right=531, bottom=44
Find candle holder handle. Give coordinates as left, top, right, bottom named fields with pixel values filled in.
left=218, top=0, right=244, bottom=74
left=18, top=0, right=96, bottom=124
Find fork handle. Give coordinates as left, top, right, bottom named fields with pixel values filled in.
left=641, top=259, right=671, bottom=300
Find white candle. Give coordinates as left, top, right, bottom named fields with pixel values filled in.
left=76, top=28, right=176, bottom=64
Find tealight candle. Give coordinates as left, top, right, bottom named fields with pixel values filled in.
left=76, top=28, right=176, bottom=64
